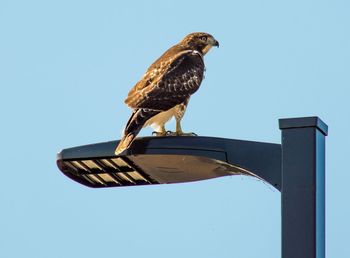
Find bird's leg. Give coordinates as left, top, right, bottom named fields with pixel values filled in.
left=176, top=120, right=197, bottom=136
left=176, top=120, right=184, bottom=135
left=152, top=125, right=167, bottom=136
left=166, top=101, right=197, bottom=136
left=166, top=120, right=197, bottom=136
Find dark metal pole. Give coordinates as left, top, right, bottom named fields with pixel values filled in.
left=279, top=117, right=328, bottom=258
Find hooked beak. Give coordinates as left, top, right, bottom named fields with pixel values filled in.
left=209, top=37, right=219, bottom=48
left=213, top=39, right=219, bottom=47
left=202, top=36, right=219, bottom=55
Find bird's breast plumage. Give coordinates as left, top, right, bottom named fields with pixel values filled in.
left=144, top=106, right=176, bottom=130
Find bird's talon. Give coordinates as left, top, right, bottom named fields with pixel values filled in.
left=180, top=132, right=197, bottom=136
left=166, top=130, right=175, bottom=136
left=165, top=131, right=198, bottom=136
left=152, top=131, right=166, bottom=136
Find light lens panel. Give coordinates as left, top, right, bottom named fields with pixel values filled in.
left=61, top=157, right=157, bottom=188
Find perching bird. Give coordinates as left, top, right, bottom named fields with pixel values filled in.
left=115, top=32, right=219, bottom=155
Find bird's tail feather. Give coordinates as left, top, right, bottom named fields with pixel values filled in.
left=115, top=109, right=160, bottom=155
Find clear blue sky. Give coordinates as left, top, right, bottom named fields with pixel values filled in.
left=1, top=0, right=349, bottom=257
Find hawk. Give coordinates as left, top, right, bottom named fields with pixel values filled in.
left=115, top=32, right=219, bottom=155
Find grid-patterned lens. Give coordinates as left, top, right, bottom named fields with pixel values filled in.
left=60, top=157, right=157, bottom=188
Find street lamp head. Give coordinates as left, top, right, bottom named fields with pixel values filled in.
left=57, top=136, right=281, bottom=190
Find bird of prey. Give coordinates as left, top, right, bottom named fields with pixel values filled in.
left=115, top=32, right=219, bottom=155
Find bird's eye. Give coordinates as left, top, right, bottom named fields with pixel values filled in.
left=201, top=36, right=207, bottom=41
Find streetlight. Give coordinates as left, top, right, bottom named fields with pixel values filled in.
left=56, top=116, right=328, bottom=258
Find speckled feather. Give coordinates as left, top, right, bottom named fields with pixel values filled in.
left=125, top=48, right=204, bottom=111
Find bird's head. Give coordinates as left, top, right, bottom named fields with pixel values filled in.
left=180, top=32, right=219, bottom=55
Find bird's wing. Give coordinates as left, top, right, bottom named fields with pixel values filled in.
left=125, top=50, right=205, bottom=111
